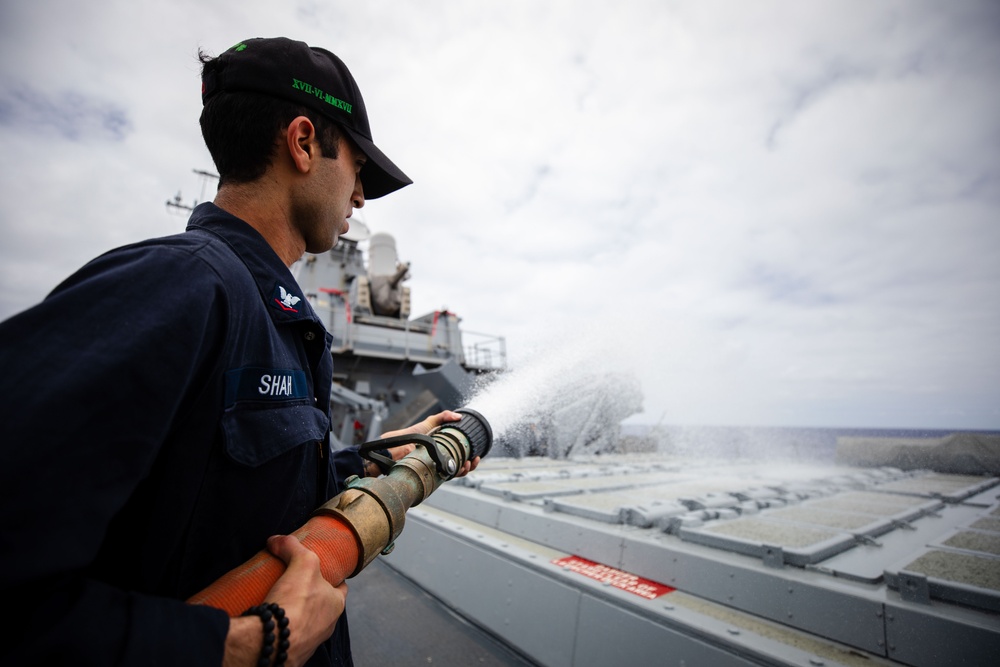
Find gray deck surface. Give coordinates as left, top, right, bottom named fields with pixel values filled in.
left=348, top=558, right=538, bottom=667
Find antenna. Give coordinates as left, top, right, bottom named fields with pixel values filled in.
left=166, top=169, right=219, bottom=214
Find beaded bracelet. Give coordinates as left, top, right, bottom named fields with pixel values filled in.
left=241, top=603, right=290, bottom=667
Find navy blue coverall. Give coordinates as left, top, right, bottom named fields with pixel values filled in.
left=0, top=203, right=362, bottom=665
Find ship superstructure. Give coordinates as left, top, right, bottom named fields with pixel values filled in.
left=293, top=223, right=506, bottom=446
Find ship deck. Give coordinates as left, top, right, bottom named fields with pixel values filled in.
left=374, top=454, right=1000, bottom=667
left=350, top=558, right=536, bottom=666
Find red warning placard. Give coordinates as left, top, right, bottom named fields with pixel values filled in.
left=552, top=555, right=674, bottom=600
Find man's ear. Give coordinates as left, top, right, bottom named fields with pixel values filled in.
left=285, top=116, right=318, bottom=174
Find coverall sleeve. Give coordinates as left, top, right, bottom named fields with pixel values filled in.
left=0, top=243, right=231, bottom=665
left=332, top=445, right=366, bottom=480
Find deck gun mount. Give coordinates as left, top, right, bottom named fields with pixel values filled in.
left=367, top=233, right=410, bottom=318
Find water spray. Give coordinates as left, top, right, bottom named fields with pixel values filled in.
left=188, top=408, right=492, bottom=615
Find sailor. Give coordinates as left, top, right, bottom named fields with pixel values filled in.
left=0, top=37, right=477, bottom=666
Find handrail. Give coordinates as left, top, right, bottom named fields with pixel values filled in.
left=311, top=296, right=506, bottom=371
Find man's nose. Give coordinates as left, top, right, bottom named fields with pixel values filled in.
left=353, top=177, right=365, bottom=209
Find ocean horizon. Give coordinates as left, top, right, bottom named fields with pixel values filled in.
left=618, top=423, right=1000, bottom=463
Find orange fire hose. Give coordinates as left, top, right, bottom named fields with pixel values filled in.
left=186, top=514, right=359, bottom=615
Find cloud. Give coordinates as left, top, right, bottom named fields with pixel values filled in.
left=0, top=79, right=132, bottom=141
left=1, top=0, right=998, bottom=430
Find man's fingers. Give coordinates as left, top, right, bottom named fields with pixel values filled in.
left=266, top=534, right=310, bottom=564
left=388, top=443, right=416, bottom=461
left=455, top=455, right=481, bottom=478
left=380, top=409, right=462, bottom=439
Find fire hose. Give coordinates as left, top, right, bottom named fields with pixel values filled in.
left=187, top=408, right=492, bottom=615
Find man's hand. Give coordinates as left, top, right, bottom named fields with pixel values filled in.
left=265, top=535, right=348, bottom=666
left=223, top=536, right=347, bottom=667
left=381, top=410, right=481, bottom=477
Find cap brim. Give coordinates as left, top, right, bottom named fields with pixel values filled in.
left=343, top=128, right=412, bottom=199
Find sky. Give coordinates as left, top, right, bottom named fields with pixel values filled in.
left=1, top=1, right=998, bottom=431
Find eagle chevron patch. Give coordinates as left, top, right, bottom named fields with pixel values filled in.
left=271, top=283, right=302, bottom=313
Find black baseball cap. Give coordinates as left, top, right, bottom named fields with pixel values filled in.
left=202, top=37, right=411, bottom=199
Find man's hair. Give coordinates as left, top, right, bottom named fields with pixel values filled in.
left=199, top=51, right=342, bottom=185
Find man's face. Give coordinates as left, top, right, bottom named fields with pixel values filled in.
left=292, top=134, right=366, bottom=254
